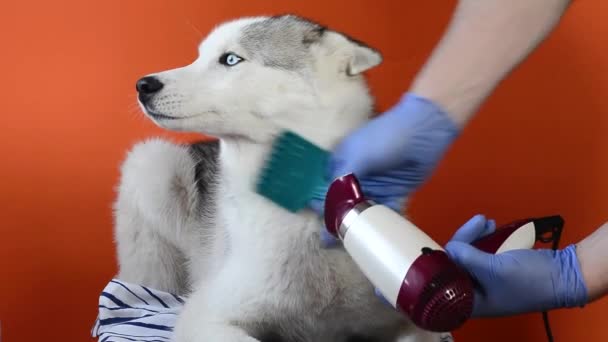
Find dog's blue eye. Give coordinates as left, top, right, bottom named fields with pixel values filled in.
left=219, top=53, right=243, bottom=66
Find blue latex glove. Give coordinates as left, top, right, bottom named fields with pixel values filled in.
left=445, top=215, right=589, bottom=317
left=311, top=92, right=460, bottom=246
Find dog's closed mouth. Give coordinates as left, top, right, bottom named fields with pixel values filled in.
left=146, top=111, right=181, bottom=121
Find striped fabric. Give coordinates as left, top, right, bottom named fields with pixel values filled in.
left=92, top=279, right=454, bottom=342
left=91, top=279, right=184, bottom=342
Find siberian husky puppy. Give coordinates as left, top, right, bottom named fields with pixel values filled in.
left=114, top=14, right=453, bottom=342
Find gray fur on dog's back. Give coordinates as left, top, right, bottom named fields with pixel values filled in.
left=189, top=140, right=220, bottom=212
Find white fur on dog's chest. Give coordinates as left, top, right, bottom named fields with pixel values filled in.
left=218, top=172, right=318, bottom=262
left=210, top=139, right=322, bottom=294
left=201, top=185, right=322, bottom=321
left=217, top=139, right=319, bottom=238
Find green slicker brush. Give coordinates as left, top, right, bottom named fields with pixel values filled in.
left=255, top=131, right=331, bottom=213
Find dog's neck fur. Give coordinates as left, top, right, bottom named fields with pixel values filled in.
left=215, top=108, right=366, bottom=251
left=219, top=138, right=270, bottom=195
left=215, top=139, right=317, bottom=257
left=217, top=102, right=367, bottom=194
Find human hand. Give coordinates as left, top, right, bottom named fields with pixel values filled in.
left=445, top=215, right=589, bottom=317
left=311, top=92, right=460, bottom=246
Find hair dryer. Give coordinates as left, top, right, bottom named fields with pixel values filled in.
left=323, top=173, right=564, bottom=333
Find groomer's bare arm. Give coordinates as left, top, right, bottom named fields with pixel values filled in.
left=411, top=0, right=572, bottom=127
left=576, top=222, right=608, bottom=303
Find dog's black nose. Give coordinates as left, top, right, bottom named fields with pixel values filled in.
left=136, top=76, right=164, bottom=95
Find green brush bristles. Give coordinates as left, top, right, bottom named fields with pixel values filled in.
left=255, top=131, right=330, bottom=213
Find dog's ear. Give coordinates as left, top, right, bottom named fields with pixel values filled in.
left=321, top=30, right=382, bottom=76
left=346, top=42, right=382, bottom=75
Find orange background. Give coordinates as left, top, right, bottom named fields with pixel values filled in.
left=1, top=1, right=606, bottom=341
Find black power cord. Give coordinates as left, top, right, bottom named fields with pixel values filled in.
left=537, top=215, right=564, bottom=342
left=542, top=311, right=554, bottom=342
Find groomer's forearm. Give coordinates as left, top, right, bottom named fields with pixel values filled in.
left=410, top=0, right=571, bottom=127
left=576, top=222, right=608, bottom=303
